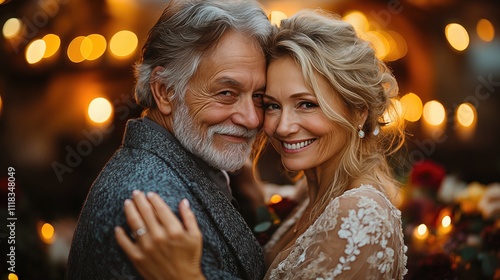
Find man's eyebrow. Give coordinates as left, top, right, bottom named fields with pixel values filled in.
left=255, top=85, right=266, bottom=93
left=215, top=77, right=243, bottom=88
left=216, top=77, right=266, bottom=92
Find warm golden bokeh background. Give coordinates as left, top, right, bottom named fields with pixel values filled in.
left=1, top=0, right=499, bottom=279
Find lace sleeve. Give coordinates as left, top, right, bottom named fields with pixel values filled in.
left=265, top=185, right=407, bottom=280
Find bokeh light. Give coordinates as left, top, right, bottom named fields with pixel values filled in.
left=39, top=222, right=55, bottom=244
left=400, top=92, right=423, bottom=122
left=441, top=215, right=451, bottom=228
left=382, top=99, right=403, bottom=125
left=80, top=36, right=93, bottom=60
left=423, top=100, right=446, bottom=126
left=455, top=102, right=476, bottom=140
left=2, top=18, right=22, bottom=39
left=365, top=30, right=389, bottom=60
left=377, top=30, right=397, bottom=61
left=445, top=23, right=469, bottom=51
left=270, top=194, right=283, bottom=204
left=109, top=30, right=138, bottom=58
left=26, top=39, right=47, bottom=64
left=42, top=34, right=61, bottom=58
left=67, top=34, right=107, bottom=62
left=417, top=224, right=428, bottom=236
left=385, top=30, right=408, bottom=61
left=85, top=34, right=107, bottom=61
left=456, top=103, right=476, bottom=127
left=343, top=11, right=369, bottom=35
left=67, top=36, right=87, bottom=63
left=477, top=19, right=495, bottom=42
left=269, top=11, right=287, bottom=27
left=342, top=11, right=406, bottom=62
left=88, top=97, right=113, bottom=123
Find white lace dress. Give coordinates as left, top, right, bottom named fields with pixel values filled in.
left=263, top=184, right=408, bottom=280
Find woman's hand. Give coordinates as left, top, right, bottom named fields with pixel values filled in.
left=115, top=191, right=205, bottom=280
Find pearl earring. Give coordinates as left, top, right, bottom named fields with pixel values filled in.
left=357, top=125, right=365, bottom=139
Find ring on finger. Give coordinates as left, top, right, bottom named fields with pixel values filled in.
left=131, top=226, right=147, bottom=239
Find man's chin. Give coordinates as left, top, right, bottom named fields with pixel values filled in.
left=216, top=134, right=253, bottom=145
left=206, top=148, right=249, bottom=171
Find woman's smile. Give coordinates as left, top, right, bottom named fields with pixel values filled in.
left=281, top=139, right=316, bottom=153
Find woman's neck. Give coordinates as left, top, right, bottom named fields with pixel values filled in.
left=302, top=155, right=342, bottom=209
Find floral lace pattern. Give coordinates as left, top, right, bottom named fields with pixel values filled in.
left=265, top=185, right=408, bottom=280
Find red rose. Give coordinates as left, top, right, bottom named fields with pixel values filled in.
left=269, top=197, right=298, bottom=220
left=410, top=160, right=446, bottom=191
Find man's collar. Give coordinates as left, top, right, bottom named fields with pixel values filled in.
left=142, top=117, right=234, bottom=202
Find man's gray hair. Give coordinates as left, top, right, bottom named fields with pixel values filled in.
left=134, top=0, right=272, bottom=108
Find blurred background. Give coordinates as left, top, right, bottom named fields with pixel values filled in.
left=0, top=0, right=499, bottom=279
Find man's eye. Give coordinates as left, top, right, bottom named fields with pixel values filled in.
left=253, top=93, right=264, bottom=107
left=253, top=93, right=264, bottom=100
left=219, top=91, right=232, bottom=97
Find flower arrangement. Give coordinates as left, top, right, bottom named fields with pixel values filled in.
left=253, top=196, right=298, bottom=245
left=401, top=160, right=500, bottom=279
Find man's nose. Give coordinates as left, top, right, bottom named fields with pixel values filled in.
left=231, top=96, right=261, bottom=130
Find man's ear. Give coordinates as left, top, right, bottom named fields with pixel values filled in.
left=150, top=66, right=173, bottom=115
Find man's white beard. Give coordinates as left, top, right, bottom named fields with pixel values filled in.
left=172, top=99, right=257, bottom=171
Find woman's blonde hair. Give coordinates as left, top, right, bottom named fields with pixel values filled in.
left=254, top=9, right=405, bottom=216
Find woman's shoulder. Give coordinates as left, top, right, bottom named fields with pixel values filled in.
left=340, top=184, right=395, bottom=203
left=326, top=184, right=402, bottom=219
left=315, top=184, right=405, bottom=250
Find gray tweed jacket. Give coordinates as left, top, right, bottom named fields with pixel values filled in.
left=65, top=118, right=265, bottom=280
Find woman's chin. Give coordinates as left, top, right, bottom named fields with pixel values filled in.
left=282, top=163, right=303, bottom=173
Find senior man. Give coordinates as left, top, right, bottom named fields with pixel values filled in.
left=65, top=0, right=272, bottom=279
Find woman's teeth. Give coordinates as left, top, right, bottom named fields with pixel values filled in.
left=283, top=140, right=315, bottom=150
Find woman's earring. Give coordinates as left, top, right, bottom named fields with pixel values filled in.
left=357, top=125, right=365, bottom=139
left=372, top=125, right=380, bottom=136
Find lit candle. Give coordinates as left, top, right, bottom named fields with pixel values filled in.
left=438, top=215, right=453, bottom=235
left=436, top=208, right=453, bottom=236
left=412, top=224, right=429, bottom=251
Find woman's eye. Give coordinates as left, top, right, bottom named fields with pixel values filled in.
left=264, top=103, right=280, bottom=111
left=299, top=102, right=318, bottom=109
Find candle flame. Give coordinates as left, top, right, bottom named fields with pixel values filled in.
left=417, top=224, right=427, bottom=236
left=441, top=215, right=451, bottom=228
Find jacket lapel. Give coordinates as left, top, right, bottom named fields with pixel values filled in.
left=187, top=179, right=265, bottom=278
